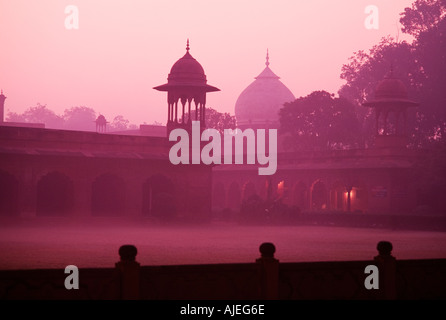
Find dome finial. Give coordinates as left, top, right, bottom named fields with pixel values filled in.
left=186, top=39, right=190, bottom=52
left=266, top=49, right=270, bottom=67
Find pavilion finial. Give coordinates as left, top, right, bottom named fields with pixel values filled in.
left=266, top=49, right=270, bottom=67
left=386, top=62, right=395, bottom=79
left=186, top=39, right=190, bottom=52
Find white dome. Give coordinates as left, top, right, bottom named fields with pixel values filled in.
left=235, top=53, right=295, bottom=129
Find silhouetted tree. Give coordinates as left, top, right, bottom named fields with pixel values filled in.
left=400, top=0, right=446, bottom=37
left=7, top=104, right=139, bottom=132
left=6, top=103, right=64, bottom=129
left=279, top=91, right=362, bottom=151
left=185, top=107, right=236, bottom=133
left=110, top=115, right=129, bottom=131
left=339, top=39, right=420, bottom=147
left=63, top=106, right=97, bottom=131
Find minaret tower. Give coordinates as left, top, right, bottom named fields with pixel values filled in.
left=153, top=40, right=220, bottom=135
left=0, top=90, right=6, bottom=123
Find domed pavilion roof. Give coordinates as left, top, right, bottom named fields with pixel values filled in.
left=363, top=68, right=419, bottom=107
left=154, top=40, right=219, bottom=93
left=235, top=51, right=295, bottom=129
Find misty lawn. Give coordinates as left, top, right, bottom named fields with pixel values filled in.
left=0, top=223, right=445, bottom=270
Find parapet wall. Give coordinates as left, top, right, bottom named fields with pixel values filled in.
left=1, top=243, right=445, bottom=300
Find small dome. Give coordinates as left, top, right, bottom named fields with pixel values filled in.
left=235, top=51, right=295, bottom=128
left=96, top=114, right=107, bottom=125
left=153, top=40, right=219, bottom=93
left=374, top=71, right=408, bottom=100
left=362, top=68, right=418, bottom=108
left=168, top=50, right=206, bottom=85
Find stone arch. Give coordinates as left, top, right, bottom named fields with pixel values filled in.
left=0, top=170, right=19, bottom=216
left=293, top=181, right=307, bottom=211
left=227, top=181, right=241, bottom=209
left=36, top=171, right=74, bottom=216
left=242, top=181, right=256, bottom=201
left=212, top=181, right=226, bottom=209
left=142, top=174, right=176, bottom=219
left=91, top=173, right=125, bottom=216
left=276, top=179, right=292, bottom=205
left=311, top=179, right=328, bottom=211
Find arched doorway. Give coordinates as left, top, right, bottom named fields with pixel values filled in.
left=212, top=182, right=226, bottom=209
left=311, top=180, right=328, bottom=211
left=142, top=174, right=176, bottom=219
left=0, top=170, right=19, bottom=216
left=351, top=183, right=368, bottom=213
left=37, top=171, right=74, bottom=216
left=293, top=181, right=307, bottom=211
left=92, top=173, right=125, bottom=216
left=242, top=181, right=256, bottom=201
left=227, top=181, right=241, bottom=209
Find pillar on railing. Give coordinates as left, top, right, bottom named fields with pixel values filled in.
left=256, top=242, right=279, bottom=300
left=115, top=244, right=140, bottom=300
left=373, top=241, right=397, bottom=300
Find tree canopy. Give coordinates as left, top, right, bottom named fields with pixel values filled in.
left=279, top=91, right=362, bottom=151
left=185, top=107, right=237, bottom=133
left=6, top=104, right=137, bottom=132
left=339, top=0, right=446, bottom=147
left=63, top=106, right=97, bottom=131
left=6, top=103, right=64, bottom=129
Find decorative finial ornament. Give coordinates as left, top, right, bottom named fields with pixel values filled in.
left=266, top=49, right=270, bottom=67
left=186, top=39, right=190, bottom=52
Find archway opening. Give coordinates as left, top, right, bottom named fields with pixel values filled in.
left=212, top=182, right=226, bottom=210
left=92, top=173, right=125, bottom=216
left=293, top=181, right=307, bottom=211
left=242, top=181, right=256, bottom=201
left=0, top=170, right=19, bottom=216
left=37, top=171, right=74, bottom=216
left=227, top=182, right=241, bottom=210
left=311, top=180, right=328, bottom=211
left=142, top=174, right=176, bottom=219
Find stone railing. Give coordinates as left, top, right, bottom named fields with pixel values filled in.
left=0, top=242, right=445, bottom=300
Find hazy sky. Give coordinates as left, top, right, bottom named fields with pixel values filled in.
left=0, top=0, right=414, bottom=126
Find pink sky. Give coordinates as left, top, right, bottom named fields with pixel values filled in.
left=0, top=0, right=414, bottom=126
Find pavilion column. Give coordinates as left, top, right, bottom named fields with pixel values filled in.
left=174, top=101, right=178, bottom=123
left=188, top=99, right=191, bottom=123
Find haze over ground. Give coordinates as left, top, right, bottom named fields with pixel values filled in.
left=1, top=224, right=445, bottom=270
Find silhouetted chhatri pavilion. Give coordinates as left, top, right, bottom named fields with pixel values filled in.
left=363, top=66, right=419, bottom=148
left=0, top=41, right=431, bottom=220
left=154, top=39, right=220, bottom=134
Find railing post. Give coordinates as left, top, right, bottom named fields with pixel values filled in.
left=115, top=244, right=140, bottom=300
left=373, top=241, right=397, bottom=300
left=256, top=242, right=279, bottom=300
